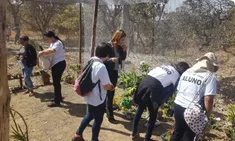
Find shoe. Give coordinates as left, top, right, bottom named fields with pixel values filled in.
left=23, top=90, right=30, bottom=94
left=108, top=117, right=118, bottom=124
left=50, top=97, right=64, bottom=102
left=144, top=139, right=155, bottom=141
left=130, top=133, right=139, bottom=140
left=72, top=136, right=85, bottom=141
left=47, top=102, right=61, bottom=107
left=145, top=120, right=161, bottom=127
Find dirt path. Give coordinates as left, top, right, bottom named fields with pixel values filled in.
left=10, top=84, right=175, bottom=141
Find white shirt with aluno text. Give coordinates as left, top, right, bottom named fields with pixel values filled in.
left=148, top=64, right=180, bottom=87
left=174, top=70, right=217, bottom=108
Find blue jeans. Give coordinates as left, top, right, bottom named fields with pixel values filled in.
left=22, top=67, right=34, bottom=90
left=132, top=100, right=159, bottom=140
left=76, top=103, right=105, bottom=141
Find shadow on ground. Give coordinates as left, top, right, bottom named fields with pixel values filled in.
left=33, top=92, right=87, bottom=117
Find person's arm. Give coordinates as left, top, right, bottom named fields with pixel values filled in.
left=204, top=95, right=214, bottom=115
left=104, top=58, right=118, bottom=71
left=204, top=75, right=217, bottom=115
left=38, top=48, right=55, bottom=57
left=98, top=65, right=115, bottom=91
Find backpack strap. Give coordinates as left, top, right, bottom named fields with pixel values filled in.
left=97, top=80, right=102, bottom=101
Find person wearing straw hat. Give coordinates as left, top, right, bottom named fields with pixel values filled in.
left=170, top=52, right=219, bottom=141
left=131, top=62, right=190, bottom=141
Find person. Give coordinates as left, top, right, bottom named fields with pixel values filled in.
left=72, top=42, right=115, bottom=141
left=170, top=52, right=219, bottom=141
left=131, top=62, right=190, bottom=141
left=5, top=25, right=11, bottom=42
left=38, top=31, right=66, bottom=107
left=13, top=24, right=20, bottom=44
left=104, top=29, right=127, bottom=124
left=18, top=36, right=37, bottom=96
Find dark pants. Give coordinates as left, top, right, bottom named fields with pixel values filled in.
left=170, top=103, right=196, bottom=141
left=76, top=103, right=105, bottom=141
left=51, top=60, right=66, bottom=104
left=106, top=70, right=118, bottom=118
left=132, top=100, right=159, bottom=140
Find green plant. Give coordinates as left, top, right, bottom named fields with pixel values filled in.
left=69, top=64, right=81, bottom=77
left=119, top=66, right=142, bottom=89
left=228, top=128, right=235, bottom=140
left=227, top=104, right=235, bottom=125
left=161, top=94, right=176, bottom=117
left=10, top=108, right=29, bottom=141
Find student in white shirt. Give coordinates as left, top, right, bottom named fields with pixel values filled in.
left=131, top=62, right=190, bottom=141
left=170, top=52, right=219, bottom=141
left=38, top=31, right=66, bottom=107
left=72, top=43, right=114, bottom=141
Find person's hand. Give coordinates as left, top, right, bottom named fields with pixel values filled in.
left=111, top=57, right=118, bottom=63
left=110, top=84, right=115, bottom=91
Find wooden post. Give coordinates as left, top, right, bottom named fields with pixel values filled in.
left=79, top=3, right=82, bottom=66
left=90, top=0, right=99, bottom=57
left=0, top=0, right=11, bottom=140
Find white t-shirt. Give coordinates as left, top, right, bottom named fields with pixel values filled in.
left=174, top=70, right=217, bottom=108
left=84, top=57, right=111, bottom=106
left=49, top=40, right=65, bottom=67
left=148, top=65, right=180, bottom=87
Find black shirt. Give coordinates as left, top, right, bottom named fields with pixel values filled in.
left=20, top=44, right=37, bottom=68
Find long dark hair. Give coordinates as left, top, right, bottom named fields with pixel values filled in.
left=44, top=31, right=64, bottom=46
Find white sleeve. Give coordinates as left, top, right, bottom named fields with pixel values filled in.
left=97, top=65, right=111, bottom=86
left=204, top=75, right=217, bottom=96
left=51, top=41, right=63, bottom=52
left=171, top=73, right=179, bottom=86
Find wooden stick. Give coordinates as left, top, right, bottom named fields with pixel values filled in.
left=90, top=0, right=99, bottom=57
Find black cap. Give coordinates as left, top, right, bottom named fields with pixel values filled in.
left=44, top=31, right=55, bottom=38
left=19, top=36, right=29, bottom=41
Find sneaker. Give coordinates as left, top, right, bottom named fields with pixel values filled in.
left=130, top=133, right=139, bottom=140
left=108, top=117, right=118, bottom=124
left=145, top=120, right=161, bottom=127
left=72, top=136, right=85, bottom=141
left=47, top=102, right=61, bottom=107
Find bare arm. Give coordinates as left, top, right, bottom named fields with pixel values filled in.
left=204, top=95, right=214, bottom=115
left=38, top=48, right=55, bottom=57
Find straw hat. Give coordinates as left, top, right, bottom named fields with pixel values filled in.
left=196, top=52, right=219, bottom=67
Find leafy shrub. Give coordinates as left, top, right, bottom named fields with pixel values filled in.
left=227, top=104, right=235, bottom=125
left=10, top=108, right=29, bottom=141
left=118, top=62, right=150, bottom=116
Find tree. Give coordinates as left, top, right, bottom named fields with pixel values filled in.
left=21, top=1, right=65, bottom=35
left=52, top=5, right=80, bottom=39
left=7, top=0, right=24, bottom=26
left=0, top=0, right=11, bottom=140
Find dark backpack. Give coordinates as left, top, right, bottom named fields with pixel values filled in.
left=74, top=59, right=102, bottom=100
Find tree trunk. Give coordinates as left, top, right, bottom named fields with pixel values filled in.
left=0, top=0, right=11, bottom=140
left=90, top=0, right=99, bottom=57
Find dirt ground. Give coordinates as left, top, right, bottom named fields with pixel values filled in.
left=7, top=39, right=233, bottom=141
